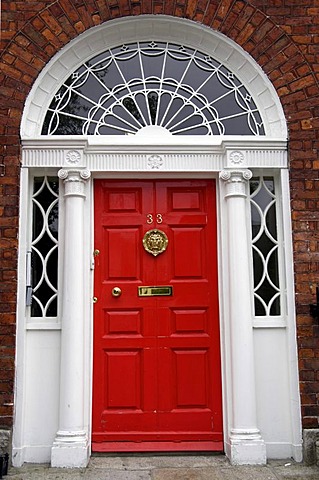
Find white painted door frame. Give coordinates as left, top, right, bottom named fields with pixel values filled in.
left=13, top=16, right=302, bottom=467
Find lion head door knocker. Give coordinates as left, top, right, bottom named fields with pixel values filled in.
left=143, top=229, right=168, bottom=257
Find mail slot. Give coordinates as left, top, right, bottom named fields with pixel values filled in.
left=138, top=286, right=173, bottom=297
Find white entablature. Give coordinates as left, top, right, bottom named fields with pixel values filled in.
left=21, top=137, right=287, bottom=171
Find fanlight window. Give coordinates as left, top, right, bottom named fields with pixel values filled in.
left=42, top=42, right=265, bottom=136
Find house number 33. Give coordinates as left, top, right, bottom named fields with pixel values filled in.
left=146, top=214, right=163, bottom=224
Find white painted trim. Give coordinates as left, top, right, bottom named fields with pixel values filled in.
left=253, top=319, right=287, bottom=328
left=280, top=169, right=303, bottom=462
left=292, top=443, right=303, bottom=463
left=26, top=323, right=61, bottom=330
left=17, top=446, right=51, bottom=464
left=12, top=168, right=29, bottom=467
left=216, top=175, right=232, bottom=459
left=21, top=16, right=287, bottom=139
left=266, top=442, right=301, bottom=460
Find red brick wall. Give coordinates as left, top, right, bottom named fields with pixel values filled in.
left=1, top=0, right=319, bottom=431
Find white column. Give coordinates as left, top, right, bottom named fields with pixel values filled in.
left=51, top=169, right=91, bottom=468
left=220, top=169, right=266, bottom=465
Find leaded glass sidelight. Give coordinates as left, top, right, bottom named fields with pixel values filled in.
left=30, top=177, right=59, bottom=317
left=250, top=176, right=280, bottom=316
left=42, top=42, right=265, bottom=136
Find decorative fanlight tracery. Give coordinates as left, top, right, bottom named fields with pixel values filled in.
left=42, top=42, right=265, bottom=136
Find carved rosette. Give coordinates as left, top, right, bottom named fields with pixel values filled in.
left=229, top=150, right=245, bottom=166
left=219, top=169, right=252, bottom=198
left=147, top=154, right=163, bottom=170
left=58, top=169, right=91, bottom=197
left=65, top=150, right=82, bottom=165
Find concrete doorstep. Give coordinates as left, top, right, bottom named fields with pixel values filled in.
left=5, top=455, right=319, bottom=480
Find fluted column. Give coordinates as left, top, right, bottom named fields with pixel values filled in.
left=220, top=169, right=266, bottom=465
left=51, top=169, right=91, bottom=468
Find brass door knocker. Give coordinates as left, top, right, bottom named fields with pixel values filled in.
left=143, top=229, right=168, bottom=257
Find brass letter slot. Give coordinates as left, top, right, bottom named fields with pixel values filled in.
left=138, top=286, right=173, bottom=297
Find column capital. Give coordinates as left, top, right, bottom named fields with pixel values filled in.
left=58, top=169, right=91, bottom=198
left=219, top=169, right=252, bottom=198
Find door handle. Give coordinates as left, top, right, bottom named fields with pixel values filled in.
left=112, top=287, right=122, bottom=297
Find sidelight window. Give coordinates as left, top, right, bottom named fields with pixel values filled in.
left=250, top=176, right=281, bottom=317
left=29, top=176, right=59, bottom=318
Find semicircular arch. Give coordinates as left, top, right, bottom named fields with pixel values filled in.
left=21, top=16, right=287, bottom=139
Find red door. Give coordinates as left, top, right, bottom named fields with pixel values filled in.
left=92, top=180, right=223, bottom=452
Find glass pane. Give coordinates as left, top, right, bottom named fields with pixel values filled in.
left=34, top=231, right=55, bottom=257
left=254, top=232, right=275, bottom=257
left=32, top=202, right=44, bottom=241
left=270, top=296, right=281, bottom=316
left=254, top=297, right=266, bottom=317
left=250, top=178, right=260, bottom=195
left=31, top=298, right=42, bottom=317
left=256, top=277, right=277, bottom=305
left=253, top=184, right=273, bottom=211
left=148, top=92, right=158, bottom=125
left=264, top=177, right=275, bottom=194
left=33, top=281, right=55, bottom=311
left=46, top=297, right=58, bottom=317
left=48, top=201, right=59, bottom=239
left=251, top=203, right=262, bottom=239
left=266, top=203, right=277, bottom=239
left=47, top=246, right=58, bottom=290
left=31, top=248, right=43, bottom=292
left=252, top=248, right=264, bottom=288
left=268, top=248, right=280, bottom=289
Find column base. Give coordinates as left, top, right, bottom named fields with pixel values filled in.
left=228, top=429, right=267, bottom=465
left=51, top=430, right=89, bottom=468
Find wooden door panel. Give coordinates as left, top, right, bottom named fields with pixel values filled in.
left=93, top=179, right=223, bottom=451
left=98, top=346, right=158, bottom=437
left=167, top=184, right=204, bottom=211
left=107, top=228, right=141, bottom=279
left=172, top=228, right=204, bottom=278
left=173, top=308, right=208, bottom=334
left=157, top=331, right=212, bottom=412
left=105, top=350, right=142, bottom=409
left=103, top=184, right=143, bottom=211
left=108, top=190, right=141, bottom=212
left=174, top=349, right=209, bottom=407
left=106, top=310, right=142, bottom=335
left=171, top=190, right=201, bottom=210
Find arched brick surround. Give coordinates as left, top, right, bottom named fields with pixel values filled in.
left=1, top=0, right=319, bottom=433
